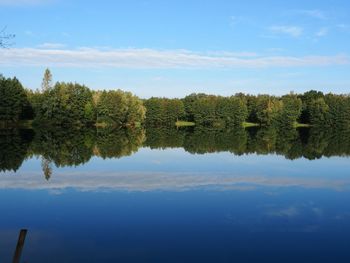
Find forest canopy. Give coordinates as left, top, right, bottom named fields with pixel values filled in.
left=1, top=71, right=350, bottom=129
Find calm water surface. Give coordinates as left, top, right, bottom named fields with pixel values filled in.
left=1, top=127, right=350, bottom=262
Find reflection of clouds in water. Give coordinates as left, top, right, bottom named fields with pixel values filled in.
left=1, top=171, right=350, bottom=192
left=261, top=203, right=328, bottom=232
left=267, top=206, right=299, bottom=217
left=265, top=203, right=324, bottom=220
left=334, top=212, right=350, bottom=220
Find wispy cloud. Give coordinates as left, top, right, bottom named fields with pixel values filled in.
left=315, top=27, right=329, bottom=37
left=0, top=47, right=348, bottom=69
left=0, top=0, right=52, bottom=5
left=37, top=42, right=66, bottom=49
left=297, top=9, right=327, bottom=19
left=269, top=26, right=303, bottom=38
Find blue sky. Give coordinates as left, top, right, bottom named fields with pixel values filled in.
left=0, top=0, right=350, bottom=97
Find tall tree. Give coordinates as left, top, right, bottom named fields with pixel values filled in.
left=41, top=68, right=53, bottom=92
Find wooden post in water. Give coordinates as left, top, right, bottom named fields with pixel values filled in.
left=12, top=229, right=27, bottom=263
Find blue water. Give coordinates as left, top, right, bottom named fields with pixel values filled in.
left=1, top=148, right=350, bottom=262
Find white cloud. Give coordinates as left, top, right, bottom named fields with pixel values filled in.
left=0, top=0, right=51, bottom=5
left=269, top=26, right=303, bottom=38
left=315, top=27, right=329, bottom=37
left=0, top=47, right=348, bottom=69
left=37, top=42, right=66, bottom=49
left=298, top=9, right=327, bottom=19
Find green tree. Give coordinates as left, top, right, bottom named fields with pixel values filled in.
left=192, top=95, right=218, bottom=126
left=41, top=68, right=53, bottom=92
left=0, top=75, right=29, bottom=124
left=308, top=97, right=329, bottom=126
left=279, top=93, right=302, bottom=127
left=144, top=97, right=185, bottom=126
left=299, top=90, right=324, bottom=123
left=255, top=95, right=282, bottom=126
left=96, top=90, right=145, bottom=127
left=36, top=82, right=95, bottom=126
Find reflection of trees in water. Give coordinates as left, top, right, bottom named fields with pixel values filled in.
left=1, top=126, right=350, bottom=173
left=95, top=128, right=145, bottom=158
left=303, top=127, right=350, bottom=159
left=245, top=127, right=303, bottom=160
left=144, top=126, right=187, bottom=149
left=0, top=129, right=33, bottom=172
left=145, top=126, right=350, bottom=160
left=31, top=128, right=96, bottom=167
left=184, top=127, right=248, bottom=155
left=41, top=157, right=52, bottom=180
left=30, top=127, right=145, bottom=165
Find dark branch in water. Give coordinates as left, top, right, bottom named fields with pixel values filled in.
left=12, top=229, right=27, bottom=263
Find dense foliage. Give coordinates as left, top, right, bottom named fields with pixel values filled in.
left=0, top=72, right=145, bottom=127
left=96, top=90, right=146, bottom=127
left=1, top=72, right=350, bottom=129
left=0, top=75, right=30, bottom=125
left=144, top=97, right=185, bottom=126
left=35, top=82, right=95, bottom=126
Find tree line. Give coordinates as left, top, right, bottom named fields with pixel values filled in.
left=1, top=70, right=146, bottom=128
left=144, top=91, right=350, bottom=128
left=1, top=70, right=350, bottom=128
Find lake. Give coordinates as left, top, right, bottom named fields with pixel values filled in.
left=1, top=126, right=350, bottom=262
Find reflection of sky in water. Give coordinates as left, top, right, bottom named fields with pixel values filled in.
left=1, top=148, right=350, bottom=262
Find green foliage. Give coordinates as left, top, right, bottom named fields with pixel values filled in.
left=144, top=97, right=185, bottom=126
left=216, top=96, right=248, bottom=126
left=192, top=95, right=218, bottom=126
left=324, top=93, right=350, bottom=129
left=36, top=82, right=95, bottom=126
left=0, top=75, right=30, bottom=123
left=299, top=90, right=324, bottom=123
left=182, top=93, right=207, bottom=122
left=255, top=95, right=283, bottom=126
left=278, top=93, right=302, bottom=127
left=308, top=97, right=329, bottom=126
left=96, top=90, right=146, bottom=127
left=181, top=94, right=248, bottom=127
left=2, top=72, right=350, bottom=130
